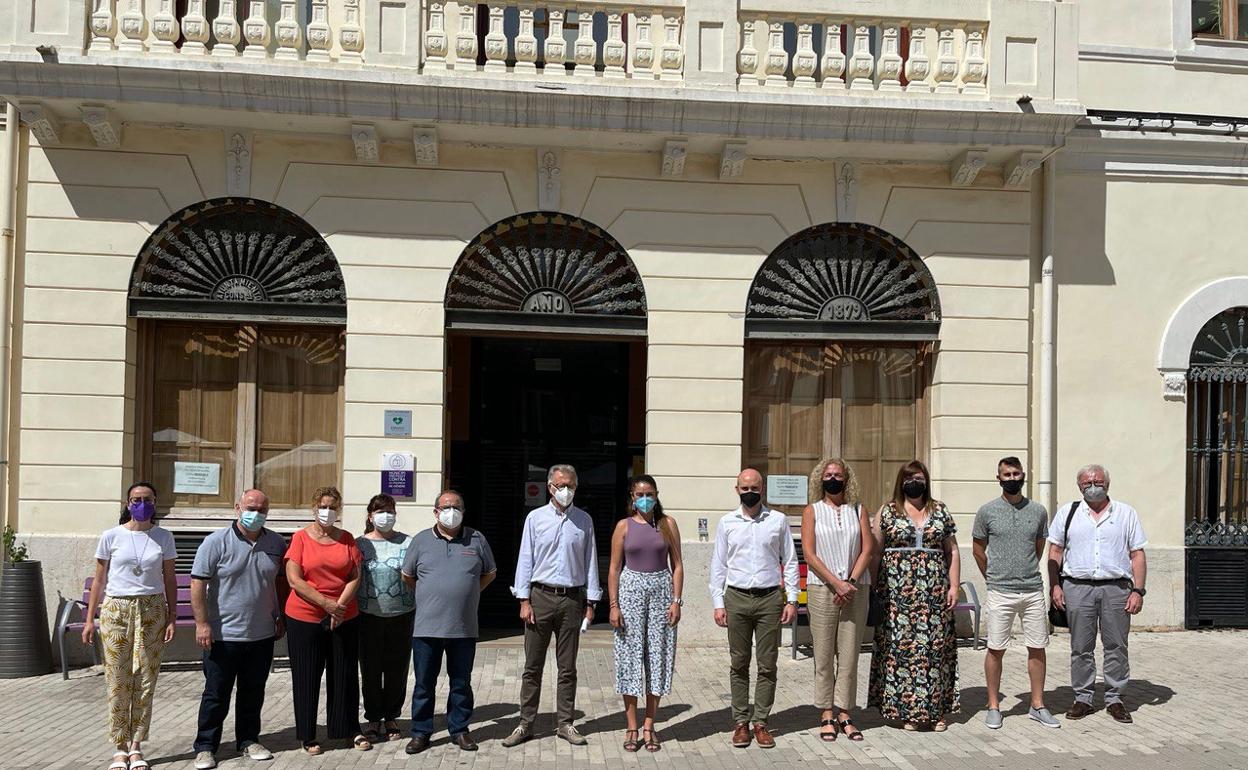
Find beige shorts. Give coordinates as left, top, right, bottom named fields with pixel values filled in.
left=985, top=589, right=1049, bottom=650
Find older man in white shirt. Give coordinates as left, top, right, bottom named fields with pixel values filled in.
left=1047, top=464, right=1147, bottom=724
left=709, top=468, right=799, bottom=750
left=504, top=464, right=600, bottom=748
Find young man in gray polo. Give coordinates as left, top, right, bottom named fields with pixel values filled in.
left=191, top=489, right=288, bottom=769
left=972, top=457, right=1060, bottom=730
left=400, top=490, right=497, bottom=755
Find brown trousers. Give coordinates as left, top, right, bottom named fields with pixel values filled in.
left=519, top=587, right=584, bottom=727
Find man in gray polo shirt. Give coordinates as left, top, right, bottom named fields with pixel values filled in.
left=191, top=489, right=288, bottom=769
left=401, top=490, right=496, bottom=755
left=972, top=457, right=1059, bottom=730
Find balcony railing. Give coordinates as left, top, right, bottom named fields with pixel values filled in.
left=6, top=1, right=1077, bottom=104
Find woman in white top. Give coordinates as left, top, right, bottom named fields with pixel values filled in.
left=800, top=458, right=876, bottom=742
left=82, top=481, right=178, bottom=770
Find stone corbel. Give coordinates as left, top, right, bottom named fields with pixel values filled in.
left=412, top=127, right=438, bottom=167
left=19, top=104, right=61, bottom=146
left=1160, top=369, right=1187, bottom=401
left=661, top=139, right=687, bottom=177
left=225, top=131, right=253, bottom=196
left=837, top=161, right=858, bottom=222
left=719, top=143, right=747, bottom=180
left=81, top=105, right=121, bottom=149
left=1004, top=152, right=1044, bottom=189
left=351, top=123, right=379, bottom=163
left=538, top=148, right=561, bottom=210
left=950, top=149, right=988, bottom=187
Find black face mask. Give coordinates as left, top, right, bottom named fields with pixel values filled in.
left=739, top=491, right=762, bottom=508
left=1000, top=478, right=1025, bottom=495
left=822, top=478, right=846, bottom=495
left=902, top=479, right=927, bottom=499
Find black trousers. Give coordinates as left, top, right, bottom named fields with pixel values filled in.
left=359, top=611, right=414, bottom=722
left=193, top=637, right=275, bottom=753
left=286, top=616, right=362, bottom=743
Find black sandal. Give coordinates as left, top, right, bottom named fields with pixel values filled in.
left=363, top=720, right=383, bottom=743
left=838, top=717, right=864, bottom=741
left=384, top=720, right=402, bottom=741
left=820, top=719, right=838, bottom=741
left=623, top=729, right=641, bottom=752
left=643, top=727, right=661, bottom=752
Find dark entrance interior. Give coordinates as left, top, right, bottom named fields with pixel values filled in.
left=446, top=335, right=646, bottom=629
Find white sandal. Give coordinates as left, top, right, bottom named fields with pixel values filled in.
left=127, top=750, right=149, bottom=769
left=107, top=752, right=128, bottom=770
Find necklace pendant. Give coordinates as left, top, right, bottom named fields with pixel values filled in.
left=132, top=565, right=143, bottom=576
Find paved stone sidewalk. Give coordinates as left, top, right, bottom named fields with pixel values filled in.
left=2, top=630, right=1245, bottom=769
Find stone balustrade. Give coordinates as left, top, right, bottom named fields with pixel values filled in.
left=737, top=16, right=987, bottom=95
left=6, top=1, right=1076, bottom=103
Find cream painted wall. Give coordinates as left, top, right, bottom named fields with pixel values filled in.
left=1078, top=0, right=1175, bottom=50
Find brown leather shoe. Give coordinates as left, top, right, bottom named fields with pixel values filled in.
left=753, top=723, right=776, bottom=748
left=731, top=723, right=751, bottom=748
left=1066, top=701, right=1095, bottom=720
left=1106, top=703, right=1133, bottom=724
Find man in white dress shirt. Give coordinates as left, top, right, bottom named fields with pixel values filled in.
left=1047, top=464, right=1147, bottom=724
left=503, top=464, right=600, bottom=747
left=709, top=468, right=799, bottom=749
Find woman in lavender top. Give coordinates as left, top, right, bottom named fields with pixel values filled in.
left=607, top=474, right=684, bottom=753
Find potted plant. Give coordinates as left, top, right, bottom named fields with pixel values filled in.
left=0, top=526, right=53, bottom=677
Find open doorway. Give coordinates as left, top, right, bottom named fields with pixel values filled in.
left=446, top=335, right=646, bottom=632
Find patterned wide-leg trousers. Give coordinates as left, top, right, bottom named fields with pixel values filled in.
left=100, top=595, right=168, bottom=745
left=613, top=568, right=677, bottom=697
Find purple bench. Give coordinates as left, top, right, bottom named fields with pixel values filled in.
left=54, top=574, right=197, bottom=680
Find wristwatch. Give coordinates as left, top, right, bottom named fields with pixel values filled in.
left=1130, top=586, right=1147, bottom=597
left=672, top=597, right=684, bottom=606
left=786, top=600, right=799, bottom=607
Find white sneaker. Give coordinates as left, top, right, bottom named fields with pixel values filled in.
left=241, top=741, right=273, bottom=761
left=194, top=751, right=217, bottom=770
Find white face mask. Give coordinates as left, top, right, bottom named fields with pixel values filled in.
left=552, top=486, right=575, bottom=508
left=437, top=507, right=464, bottom=530
left=316, top=507, right=338, bottom=527
left=372, top=511, right=396, bottom=532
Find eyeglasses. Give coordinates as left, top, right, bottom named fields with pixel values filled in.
left=128, top=495, right=155, bottom=504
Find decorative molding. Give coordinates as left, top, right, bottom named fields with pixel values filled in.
left=1161, top=369, right=1188, bottom=400
left=351, top=123, right=379, bottom=163
left=80, top=105, right=120, bottom=148
left=1159, top=277, right=1248, bottom=370
left=445, top=212, right=646, bottom=317
left=1004, top=151, right=1044, bottom=188
left=661, top=139, right=687, bottom=177
left=129, top=197, right=346, bottom=321
left=719, top=143, right=747, bottom=180
left=225, top=131, right=253, bottom=196
left=19, top=104, right=61, bottom=146
left=950, top=149, right=988, bottom=186
left=746, top=223, right=940, bottom=324
left=537, top=148, right=561, bottom=210
left=836, top=161, right=858, bottom=222
left=412, top=127, right=438, bottom=167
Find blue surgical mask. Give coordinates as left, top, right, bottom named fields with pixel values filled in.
left=633, top=496, right=657, bottom=515
left=240, top=509, right=267, bottom=532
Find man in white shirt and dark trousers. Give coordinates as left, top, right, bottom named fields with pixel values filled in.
left=1047, top=464, right=1148, bottom=724
left=709, top=468, right=799, bottom=749
left=503, top=464, right=601, bottom=748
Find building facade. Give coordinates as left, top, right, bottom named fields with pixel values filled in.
left=0, top=1, right=1245, bottom=653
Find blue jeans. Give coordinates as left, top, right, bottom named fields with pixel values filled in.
left=194, top=638, right=275, bottom=753
left=410, top=637, right=476, bottom=737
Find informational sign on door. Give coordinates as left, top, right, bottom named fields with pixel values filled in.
left=383, top=409, right=412, bottom=437
left=524, top=481, right=546, bottom=507
left=766, top=474, right=808, bottom=506
left=173, top=462, right=220, bottom=495
left=380, top=452, right=415, bottom=497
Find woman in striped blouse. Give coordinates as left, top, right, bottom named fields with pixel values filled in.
left=801, top=458, right=876, bottom=742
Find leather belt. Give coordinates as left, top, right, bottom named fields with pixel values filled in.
left=728, top=585, right=780, bottom=597
left=532, top=582, right=585, bottom=596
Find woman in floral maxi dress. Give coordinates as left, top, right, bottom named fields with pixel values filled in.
left=868, top=460, right=961, bottom=730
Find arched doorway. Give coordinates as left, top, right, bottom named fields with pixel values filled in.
left=742, top=222, right=940, bottom=513
left=1184, top=307, right=1248, bottom=627
left=443, top=212, right=647, bottom=624
left=129, top=197, right=347, bottom=534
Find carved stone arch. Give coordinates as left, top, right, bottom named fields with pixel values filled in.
left=128, top=197, right=346, bottom=324
left=745, top=222, right=941, bottom=339
left=444, top=211, right=647, bottom=335
left=1158, top=278, right=1248, bottom=398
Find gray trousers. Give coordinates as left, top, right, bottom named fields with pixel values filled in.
left=1063, top=578, right=1131, bottom=705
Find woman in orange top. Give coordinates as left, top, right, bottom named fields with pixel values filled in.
left=284, top=486, right=372, bottom=754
